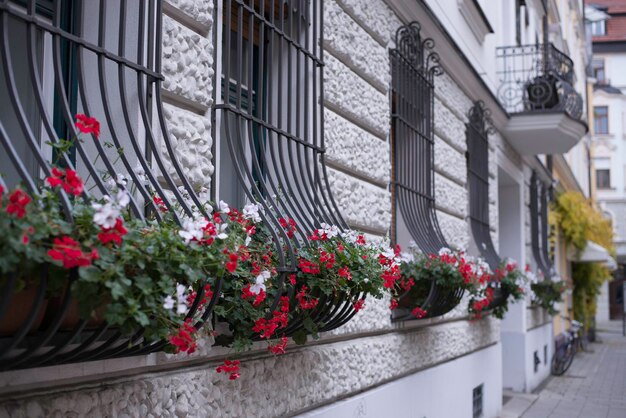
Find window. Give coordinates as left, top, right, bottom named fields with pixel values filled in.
left=596, top=169, right=611, bottom=189
left=594, top=106, right=609, bottom=134
left=466, top=101, right=500, bottom=269
left=390, top=22, right=446, bottom=254
left=590, top=20, right=606, bottom=36
left=473, top=384, right=484, bottom=418
left=592, top=59, right=606, bottom=84
left=214, top=1, right=345, bottom=265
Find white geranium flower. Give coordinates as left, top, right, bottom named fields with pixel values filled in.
left=175, top=284, right=189, bottom=315
left=216, top=223, right=229, bottom=240
left=218, top=200, right=230, bottom=214
left=243, top=203, right=263, bottom=223
left=92, top=198, right=120, bottom=229
left=115, top=189, right=130, bottom=208
left=320, top=223, right=339, bottom=239
left=438, top=247, right=453, bottom=256
left=245, top=235, right=252, bottom=246
left=116, top=174, right=127, bottom=187
left=133, top=163, right=149, bottom=184
left=250, top=270, right=271, bottom=295
left=163, top=295, right=175, bottom=310
left=399, top=252, right=415, bottom=263
left=179, top=217, right=208, bottom=244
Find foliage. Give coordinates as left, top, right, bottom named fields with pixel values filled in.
left=530, top=278, right=565, bottom=315
left=552, top=191, right=614, bottom=255
left=572, top=262, right=611, bottom=329
left=475, top=261, right=527, bottom=320
left=552, top=191, right=614, bottom=326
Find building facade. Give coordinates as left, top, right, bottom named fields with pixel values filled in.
left=0, top=0, right=590, bottom=417
left=588, top=0, right=626, bottom=322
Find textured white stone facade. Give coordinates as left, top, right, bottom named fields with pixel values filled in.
left=0, top=0, right=536, bottom=416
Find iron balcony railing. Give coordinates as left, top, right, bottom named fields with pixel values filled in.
left=496, top=43, right=583, bottom=120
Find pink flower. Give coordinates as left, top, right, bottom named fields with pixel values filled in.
left=75, top=114, right=100, bottom=138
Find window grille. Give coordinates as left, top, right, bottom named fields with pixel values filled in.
left=466, top=101, right=510, bottom=309
left=0, top=0, right=216, bottom=370
left=390, top=22, right=463, bottom=321
left=390, top=22, right=445, bottom=255
left=466, top=101, right=499, bottom=269
left=529, top=172, right=554, bottom=278
left=214, top=0, right=355, bottom=335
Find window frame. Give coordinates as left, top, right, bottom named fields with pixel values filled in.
left=596, top=168, right=611, bottom=189
left=594, top=106, right=609, bottom=135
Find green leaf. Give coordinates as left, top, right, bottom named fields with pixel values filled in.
left=292, top=329, right=308, bottom=345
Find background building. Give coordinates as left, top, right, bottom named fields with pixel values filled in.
left=588, top=0, right=626, bottom=322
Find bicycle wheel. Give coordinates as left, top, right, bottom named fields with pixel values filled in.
left=551, top=344, right=575, bottom=376
left=579, top=333, right=589, bottom=352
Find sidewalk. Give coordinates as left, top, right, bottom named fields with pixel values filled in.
left=500, top=326, right=626, bottom=418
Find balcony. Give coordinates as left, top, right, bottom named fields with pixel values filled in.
left=496, top=43, right=587, bottom=155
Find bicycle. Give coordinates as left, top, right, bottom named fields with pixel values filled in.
left=551, top=318, right=586, bottom=376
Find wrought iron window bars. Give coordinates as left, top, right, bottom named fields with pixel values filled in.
left=530, top=171, right=554, bottom=278
left=496, top=43, right=583, bottom=120
left=390, top=22, right=463, bottom=321
left=214, top=0, right=358, bottom=337
left=466, top=101, right=508, bottom=309
left=0, top=0, right=218, bottom=371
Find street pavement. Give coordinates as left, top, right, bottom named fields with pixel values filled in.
left=501, top=321, right=626, bottom=418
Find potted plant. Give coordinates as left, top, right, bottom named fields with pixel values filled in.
left=391, top=247, right=491, bottom=321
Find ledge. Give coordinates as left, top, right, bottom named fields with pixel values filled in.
left=503, top=111, right=588, bottom=155
left=457, top=0, right=493, bottom=42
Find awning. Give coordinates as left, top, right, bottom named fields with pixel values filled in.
left=567, top=241, right=612, bottom=263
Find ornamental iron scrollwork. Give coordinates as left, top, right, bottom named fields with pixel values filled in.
left=496, top=43, right=582, bottom=119
left=0, top=0, right=220, bottom=370
left=390, top=22, right=462, bottom=321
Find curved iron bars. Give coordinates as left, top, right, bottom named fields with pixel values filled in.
left=213, top=0, right=357, bottom=337
left=465, top=101, right=509, bottom=309
left=0, top=0, right=220, bottom=371
left=389, top=22, right=463, bottom=321
left=496, top=43, right=583, bottom=120
left=530, top=171, right=554, bottom=278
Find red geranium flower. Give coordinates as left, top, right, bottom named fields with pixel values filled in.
left=353, top=299, right=365, bottom=312
left=169, top=319, right=197, bottom=354
left=268, top=336, right=288, bottom=355
left=6, top=189, right=31, bottom=218
left=46, top=167, right=84, bottom=196
left=411, top=306, right=427, bottom=319
left=296, top=286, right=319, bottom=310
left=389, top=299, right=399, bottom=310
left=47, top=236, right=98, bottom=269
left=225, top=253, right=238, bottom=273
left=97, top=218, right=128, bottom=245
left=75, top=114, right=100, bottom=138
left=152, top=195, right=168, bottom=213
left=216, top=359, right=240, bottom=380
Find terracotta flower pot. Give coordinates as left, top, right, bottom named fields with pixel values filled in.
left=0, top=284, right=48, bottom=336
left=44, top=298, right=107, bottom=330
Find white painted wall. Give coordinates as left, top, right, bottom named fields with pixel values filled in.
left=596, top=280, right=610, bottom=323
left=297, top=344, right=503, bottom=418
left=501, top=322, right=552, bottom=392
